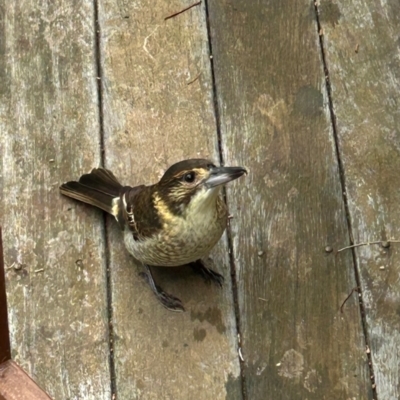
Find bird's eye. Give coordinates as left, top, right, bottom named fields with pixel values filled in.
left=183, top=172, right=196, bottom=183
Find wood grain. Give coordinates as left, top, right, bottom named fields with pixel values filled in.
left=0, top=360, right=51, bottom=400
left=319, top=0, right=400, bottom=398
left=208, top=0, right=372, bottom=398
left=0, top=1, right=110, bottom=399
left=98, top=0, right=241, bottom=398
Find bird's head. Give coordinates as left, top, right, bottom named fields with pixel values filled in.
left=154, top=159, right=247, bottom=217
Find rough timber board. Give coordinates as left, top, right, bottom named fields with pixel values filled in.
left=319, top=0, right=400, bottom=398
left=98, top=0, right=241, bottom=399
left=0, top=2, right=110, bottom=399
left=208, top=0, right=372, bottom=398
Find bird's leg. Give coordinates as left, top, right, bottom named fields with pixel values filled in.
left=140, top=264, right=185, bottom=312
left=189, top=259, right=224, bottom=287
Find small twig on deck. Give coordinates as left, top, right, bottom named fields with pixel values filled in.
left=238, top=347, right=244, bottom=362
left=337, top=241, right=382, bottom=253
left=336, top=239, right=400, bottom=254
left=340, top=287, right=359, bottom=313
left=5, top=262, right=15, bottom=270
left=164, top=1, right=201, bottom=21
left=258, top=297, right=267, bottom=302
left=187, top=72, right=201, bottom=85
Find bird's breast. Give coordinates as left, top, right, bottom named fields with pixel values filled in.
left=123, top=199, right=227, bottom=266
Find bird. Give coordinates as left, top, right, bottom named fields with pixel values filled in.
left=60, top=159, right=247, bottom=311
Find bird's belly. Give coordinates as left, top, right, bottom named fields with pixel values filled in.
left=123, top=214, right=226, bottom=266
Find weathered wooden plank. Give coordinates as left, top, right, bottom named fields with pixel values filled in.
left=0, top=2, right=110, bottom=399
left=319, top=1, right=400, bottom=398
left=208, top=0, right=372, bottom=398
left=98, top=1, right=242, bottom=398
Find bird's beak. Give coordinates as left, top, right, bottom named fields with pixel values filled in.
left=205, top=166, right=247, bottom=189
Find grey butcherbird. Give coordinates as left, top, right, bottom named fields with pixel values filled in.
left=60, top=159, right=247, bottom=311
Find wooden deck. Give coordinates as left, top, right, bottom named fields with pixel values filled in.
left=1, top=0, right=399, bottom=398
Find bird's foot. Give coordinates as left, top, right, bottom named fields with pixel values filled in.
left=140, top=267, right=185, bottom=312
left=189, top=259, right=224, bottom=287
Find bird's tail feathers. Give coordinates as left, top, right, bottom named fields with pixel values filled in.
left=60, top=168, right=123, bottom=215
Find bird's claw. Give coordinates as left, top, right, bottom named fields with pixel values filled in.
left=190, top=259, right=224, bottom=287
left=156, top=286, right=185, bottom=312
left=139, top=271, right=185, bottom=312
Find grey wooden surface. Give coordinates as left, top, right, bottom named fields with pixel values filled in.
left=208, top=0, right=371, bottom=398
left=320, top=0, right=400, bottom=399
left=1, top=0, right=399, bottom=398
left=98, top=0, right=240, bottom=398
left=0, top=1, right=110, bottom=399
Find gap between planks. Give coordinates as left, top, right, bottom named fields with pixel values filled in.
left=93, top=0, right=117, bottom=399
left=204, top=0, right=247, bottom=399
left=313, top=2, right=377, bottom=398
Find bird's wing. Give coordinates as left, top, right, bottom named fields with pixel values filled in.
left=117, top=185, right=163, bottom=241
